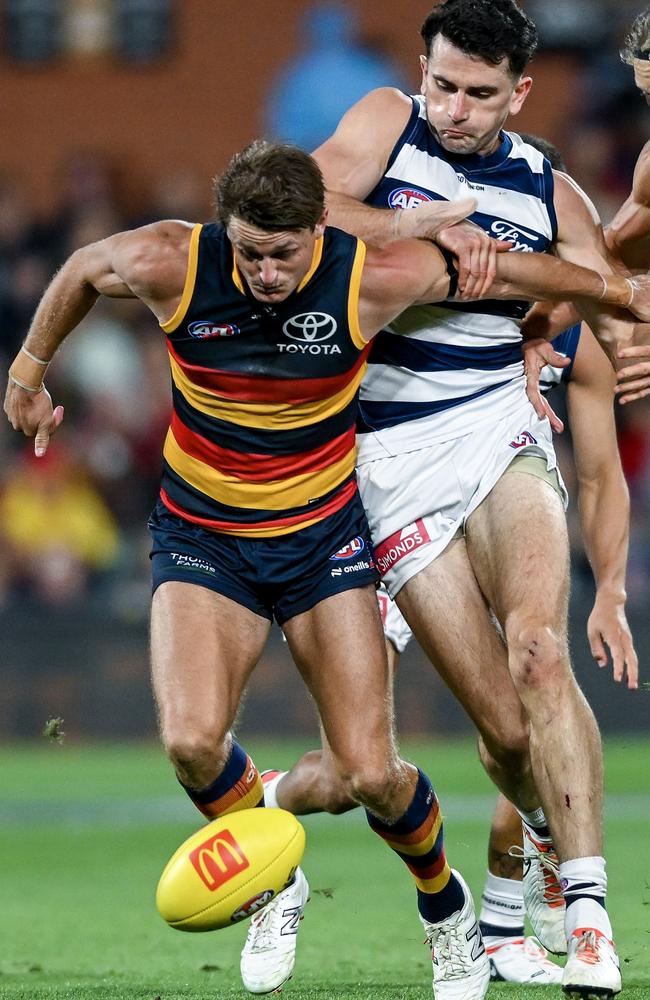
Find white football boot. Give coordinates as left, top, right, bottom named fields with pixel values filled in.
left=420, top=870, right=491, bottom=999
left=488, top=934, right=563, bottom=984
left=511, top=826, right=566, bottom=954
left=240, top=866, right=309, bottom=994
left=562, top=927, right=622, bottom=999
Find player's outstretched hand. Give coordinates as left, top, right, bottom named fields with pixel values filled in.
left=435, top=220, right=512, bottom=300
left=615, top=343, right=650, bottom=403
left=396, top=195, right=477, bottom=242
left=587, top=594, right=639, bottom=690
left=522, top=338, right=569, bottom=433
left=3, top=380, right=64, bottom=456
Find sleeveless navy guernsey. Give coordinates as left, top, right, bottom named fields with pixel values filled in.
left=159, top=223, right=370, bottom=537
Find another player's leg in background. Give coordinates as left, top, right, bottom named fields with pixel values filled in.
left=480, top=794, right=561, bottom=984
left=466, top=470, right=621, bottom=996
left=283, top=585, right=490, bottom=1000
left=150, top=582, right=309, bottom=996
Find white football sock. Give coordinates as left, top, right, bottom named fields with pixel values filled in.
left=480, top=870, right=525, bottom=936
left=262, top=771, right=287, bottom=809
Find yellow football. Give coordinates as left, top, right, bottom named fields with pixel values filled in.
left=156, top=808, right=306, bottom=931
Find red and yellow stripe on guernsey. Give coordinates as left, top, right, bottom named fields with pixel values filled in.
left=163, top=425, right=356, bottom=511
left=197, top=757, right=264, bottom=819
left=378, top=800, right=452, bottom=894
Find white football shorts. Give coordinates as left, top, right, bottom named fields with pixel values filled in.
left=377, top=582, right=413, bottom=654
left=357, top=401, right=567, bottom=598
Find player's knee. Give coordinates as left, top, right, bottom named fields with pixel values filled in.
left=162, top=726, right=228, bottom=779
left=478, top=726, right=530, bottom=774
left=506, top=619, right=569, bottom=691
left=342, top=757, right=406, bottom=814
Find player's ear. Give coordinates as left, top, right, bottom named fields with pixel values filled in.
left=509, top=75, right=533, bottom=116
left=314, top=209, right=328, bottom=238
left=419, top=54, right=428, bottom=95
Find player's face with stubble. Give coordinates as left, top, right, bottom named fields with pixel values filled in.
left=227, top=216, right=326, bottom=303
left=420, top=35, right=531, bottom=157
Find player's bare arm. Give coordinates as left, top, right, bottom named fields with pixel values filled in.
left=313, top=87, right=499, bottom=297
left=4, top=220, right=192, bottom=455
left=606, top=140, right=650, bottom=266
left=567, top=327, right=638, bottom=689
left=357, top=237, right=650, bottom=343
left=551, top=171, right=643, bottom=361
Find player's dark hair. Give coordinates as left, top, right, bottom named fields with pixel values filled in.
left=621, top=6, right=650, bottom=64
left=519, top=133, right=566, bottom=172
left=214, top=140, right=325, bottom=231
left=420, top=0, right=537, bottom=77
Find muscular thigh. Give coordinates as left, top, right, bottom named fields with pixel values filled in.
left=395, top=536, right=528, bottom=745
left=151, top=582, right=271, bottom=737
left=466, top=470, right=570, bottom=632
left=282, top=585, right=396, bottom=769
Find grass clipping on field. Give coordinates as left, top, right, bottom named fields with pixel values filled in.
left=43, top=717, right=65, bottom=744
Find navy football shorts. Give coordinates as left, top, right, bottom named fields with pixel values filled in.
left=148, top=491, right=379, bottom=626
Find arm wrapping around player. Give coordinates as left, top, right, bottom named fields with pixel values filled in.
left=490, top=251, right=646, bottom=314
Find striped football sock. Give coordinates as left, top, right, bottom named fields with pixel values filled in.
left=366, top=768, right=465, bottom=923
left=180, top=740, right=264, bottom=819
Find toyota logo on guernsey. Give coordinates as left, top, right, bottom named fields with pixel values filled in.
left=330, top=536, right=365, bottom=560
left=188, top=320, right=241, bottom=339
left=388, top=187, right=433, bottom=210
left=375, top=520, right=432, bottom=576
left=279, top=312, right=340, bottom=355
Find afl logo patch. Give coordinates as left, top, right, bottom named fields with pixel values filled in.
left=283, top=312, right=337, bottom=342
left=188, top=321, right=240, bottom=339
left=330, top=536, right=365, bottom=560
left=388, top=187, right=434, bottom=210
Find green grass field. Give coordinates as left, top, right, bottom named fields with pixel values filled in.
left=0, top=737, right=648, bottom=999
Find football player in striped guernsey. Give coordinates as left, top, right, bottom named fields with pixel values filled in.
left=4, top=140, right=646, bottom=999
left=296, top=1, right=648, bottom=996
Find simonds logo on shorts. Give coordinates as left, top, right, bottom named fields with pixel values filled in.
left=375, top=520, right=432, bottom=576
left=330, top=536, right=365, bottom=560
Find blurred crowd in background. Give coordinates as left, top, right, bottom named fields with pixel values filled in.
left=1, top=0, right=649, bottom=617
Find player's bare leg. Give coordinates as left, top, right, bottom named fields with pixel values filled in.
left=395, top=535, right=538, bottom=814
left=467, top=470, right=620, bottom=994
left=284, top=585, right=490, bottom=999
left=264, top=639, right=400, bottom=815
left=150, top=581, right=270, bottom=793
left=151, top=582, right=309, bottom=995
left=479, top=795, right=561, bottom=984
left=396, top=529, right=566, bottom=954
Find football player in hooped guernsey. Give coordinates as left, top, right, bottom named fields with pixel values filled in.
left=5, top=141, right=650, bottom=1000
left=306, top=1, right=649, bottom=996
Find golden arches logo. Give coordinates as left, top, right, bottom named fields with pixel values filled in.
left=189, top=829, right=250, bottom=891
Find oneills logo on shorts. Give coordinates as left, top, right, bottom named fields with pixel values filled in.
left=189, top=829, right=250, bottom=891
left=375, top=520, right=432, bottom=576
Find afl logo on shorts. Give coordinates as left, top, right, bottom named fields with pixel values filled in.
left=188, top=320, right=240, bottom=339
left=388, top=187, right=434, bottom=210
left=283, top=312, right=337, bottom=342
left=330, top=536, right=365, bottom=560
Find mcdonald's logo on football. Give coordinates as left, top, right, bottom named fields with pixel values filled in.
left=189, top=829, right=250, bottom=891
